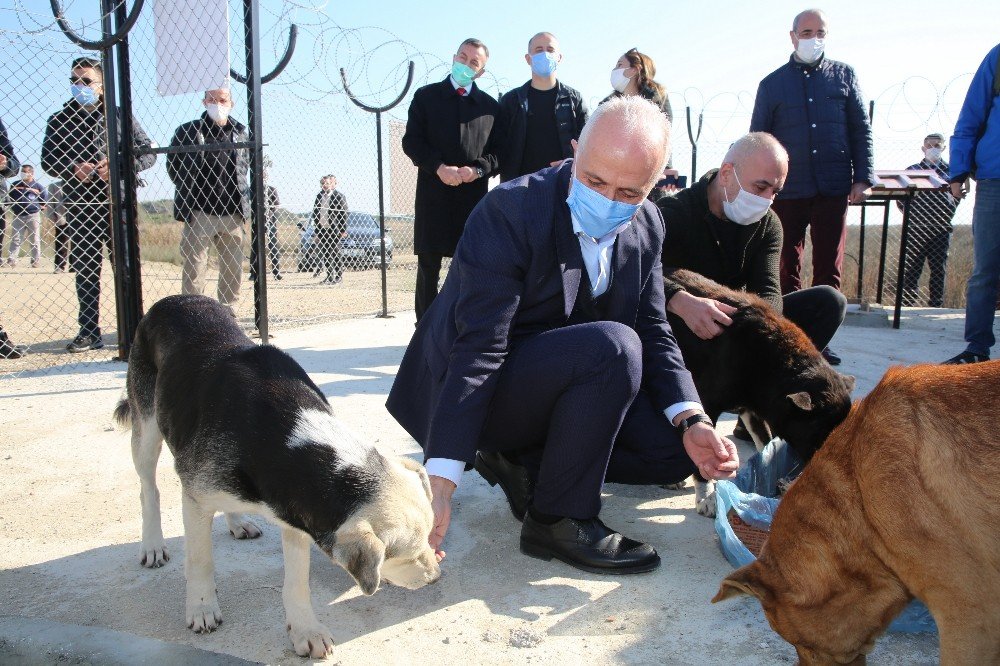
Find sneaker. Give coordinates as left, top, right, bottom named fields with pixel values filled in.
left=5, top=259, right=15, bottom=268
left=66, top=334, right=104, bottom=353
left=272, top=272, right=282, bottom=281
left=821, top=347, right=842, bottom=366
left=54, top=267, right=66, bottom=274
left=30, top=261, right=39, bottom=268
left=942, top=351, right=989, bottom=365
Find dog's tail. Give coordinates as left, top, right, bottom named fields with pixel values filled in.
left=113, top=396, right=132, bottom=429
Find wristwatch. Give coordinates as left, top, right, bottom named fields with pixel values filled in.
left=676, top=412, right=713, bottom=434
left=475, top=167, right=485, bottom=179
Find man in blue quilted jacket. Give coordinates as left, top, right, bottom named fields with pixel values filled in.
left=750, top=9, right=874, bottom=365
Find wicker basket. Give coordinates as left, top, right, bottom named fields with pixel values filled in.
left=727, top=509, right=769, bottom=558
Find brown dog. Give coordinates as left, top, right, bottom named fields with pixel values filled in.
left=713, top=361, right=1000, bottom=665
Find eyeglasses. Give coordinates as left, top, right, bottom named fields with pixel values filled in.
left=70, top=77, right=98, bottom=87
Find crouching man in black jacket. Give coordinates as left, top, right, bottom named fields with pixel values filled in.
left=658, top=132, right=846, bottom=374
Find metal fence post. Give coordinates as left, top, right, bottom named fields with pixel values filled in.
left=340, top=61, right=415, bottom=319
left=243, top=0, right=268, bottom=342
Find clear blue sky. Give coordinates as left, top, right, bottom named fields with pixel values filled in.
left=1, top=0, right=998, bottom=213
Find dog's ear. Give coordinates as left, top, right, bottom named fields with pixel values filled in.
left=398, top=456, right=433, bottom=502
left=787, top=391, right=814, bottom=411
left=840, top=374, right=856, bottom=393
left=333, top=522, right=385, bottom=596
left=712, top=562, right=769, bottom=603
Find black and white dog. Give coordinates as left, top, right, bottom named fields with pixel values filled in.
left=664, top=270, right=855, bottom=516
left=115, top=295, right=440, bottom=658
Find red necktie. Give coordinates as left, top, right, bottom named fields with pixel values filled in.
left=456, top=87, right=466, bottom=96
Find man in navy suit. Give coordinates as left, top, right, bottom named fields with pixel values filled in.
left=387, top=97, right=739, bottom=574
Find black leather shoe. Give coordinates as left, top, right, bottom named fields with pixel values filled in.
left=821, top=347, right=842, bottom=366
left=474, top=451, right=534, bottom=521
left=520, top=514, right=660, bottom=575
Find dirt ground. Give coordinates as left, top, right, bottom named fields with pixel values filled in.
left=0, top=307, right=958, bottom=664
left=0, top=256, right=423, bottom=375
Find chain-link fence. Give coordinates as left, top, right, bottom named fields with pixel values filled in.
left=0, top=1, right=989, bottom=378
left=649, top=87, right=980, bottom=313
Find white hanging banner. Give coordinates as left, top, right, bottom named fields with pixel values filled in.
left=153, top=0, right=230, bottom=96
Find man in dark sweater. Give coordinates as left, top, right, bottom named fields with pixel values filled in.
left=658, top=133, right=846, bottom=370
left=494, top=32, right=588, bottom=183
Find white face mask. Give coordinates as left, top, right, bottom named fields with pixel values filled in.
left=610, top=67, right=631, bottom=93
left=721, top=168, right=772, bottom=225
left=205, top=103, right=230, bottom=123
left=924, top=147, right=943, bottom=162
left=795, top=37, right=825, bottom=64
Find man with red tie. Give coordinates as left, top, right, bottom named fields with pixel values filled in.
left=402, top=38, right=500, bottom=322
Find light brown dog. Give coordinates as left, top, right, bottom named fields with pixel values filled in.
left=713, top=361, right=1000, bottom=665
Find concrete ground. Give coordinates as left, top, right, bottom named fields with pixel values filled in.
left=0, top=306, right=960, bottom=664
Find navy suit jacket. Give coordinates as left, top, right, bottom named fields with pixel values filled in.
left=386, top=161, right=700, bottom=465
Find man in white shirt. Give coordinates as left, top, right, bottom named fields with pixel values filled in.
left=386, top=97, right=738, bottom=575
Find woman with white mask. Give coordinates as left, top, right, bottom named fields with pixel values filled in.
left=601, top=48, right=679, bottom=194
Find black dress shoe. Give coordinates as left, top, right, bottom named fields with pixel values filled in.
left=520, top=514, right=660, bottom=575
left=474, top=450, right=534, bottom=521
left=821, top=347, right=842, bottom=366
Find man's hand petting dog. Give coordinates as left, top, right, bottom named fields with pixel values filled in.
left=667, top=290, right=737, bottom=340
left=428, top=475, right=455, bottom=559
left=682, top=422, right=739, bottom=480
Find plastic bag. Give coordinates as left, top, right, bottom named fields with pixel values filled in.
left=714, top=438, right=937, bottom=634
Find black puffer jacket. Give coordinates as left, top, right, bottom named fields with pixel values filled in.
left=167, top=113, right=250, bottom=223
left=495, top=80, right=588, bottom=182
left=41, top=99, right=155, bottom=203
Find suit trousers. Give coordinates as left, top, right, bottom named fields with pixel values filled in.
left=315, top=227, right=343, bottom=279
left=476, top=321, right=695, bottom=519
left=181, top=211, right=245, bottom=308
left=415, top=253, right=443, bottom=322
left=53, top=223, right=71, bottom=271
left=782, top=285, right=847, bottom=352
left=68, top=202, right=111, bottom=337
left=773, top=195, right=850, bottom=293
left=7, top=212, right=41, bottom=265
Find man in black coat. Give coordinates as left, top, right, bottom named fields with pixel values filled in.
left=387, top=97, right=738, bottom=575
left=310, top=174, right=349, bottom=284
left=494, top=32, right=588, bottom=183
left=168, top=88, right=250, bottom=314
left=401, top=38, right=500, bottom=322
left=41, top=56, right=156, bottom=352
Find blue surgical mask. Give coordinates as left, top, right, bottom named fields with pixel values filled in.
left=530, top=51, right=558, bottom=77
left=566, top=174, right=640, bottom=240
left=71, top=84, right=99, bottom=106
left=451, top=61, right=476, bottom=88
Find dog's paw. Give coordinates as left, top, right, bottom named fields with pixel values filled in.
left=695, top=492, right=717, bottom=518
left=288, top=620, right=335, bottom=658
left=226, top=514, right=262, bottom=540
left=186, top=599, right=223, bottom=633
left=660, top=480, right=688, bottom=491
left=694, top=480, right=717, bottom=518
left=140, top=543, right=170, bottom=568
